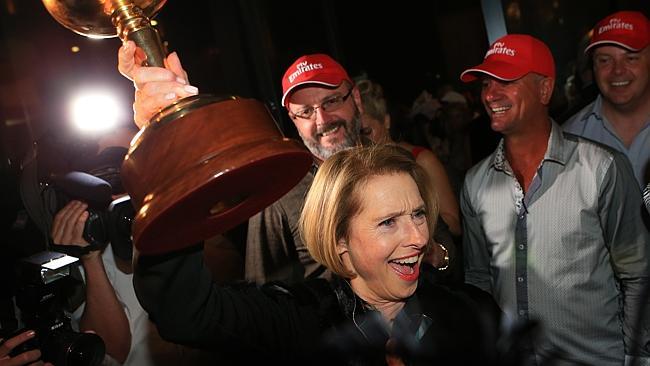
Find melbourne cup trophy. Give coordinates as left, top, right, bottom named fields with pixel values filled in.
left=41, top=0, right=312, bottom=254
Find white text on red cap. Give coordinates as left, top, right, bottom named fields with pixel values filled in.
left=599, top=18, right=634, bottom=35
left=486, top=42, right=516, bottom=58
left=288, top=61, right=324, bottom=83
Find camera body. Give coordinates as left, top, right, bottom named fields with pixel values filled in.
left=78, top=194, right=135, bottom=261
left=47, top=171, right=135, bottom=261
left=7, top=251, right=105, bottom=366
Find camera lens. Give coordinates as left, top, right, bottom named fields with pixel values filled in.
left=113, top=203, right=134, bottom=238
left=43, top=330, right=105, bottom=366
left=65, top=332, right=106, bottom=366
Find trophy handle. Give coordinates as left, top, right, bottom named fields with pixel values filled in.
left=111, top=2, right=166, bottom=67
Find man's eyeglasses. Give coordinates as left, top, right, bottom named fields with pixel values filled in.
left=289, top=89, right=353, bottom=120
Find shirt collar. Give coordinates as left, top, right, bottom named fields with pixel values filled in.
left=579, top=95, right=604, bottom=122
left=544, top=120, right=567, bottom=164
left=492, top=139, right=507, bottom=171
left=580, top=94, right=650, bottom=133
left=491, top=120, right=568, bottom=171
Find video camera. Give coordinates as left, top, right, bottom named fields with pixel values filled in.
left=45, top=171, right=135, bottom=260
left=3, top=251, right=105, bottom=366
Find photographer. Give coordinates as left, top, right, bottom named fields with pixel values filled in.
left=51, top=200, right=131, bottom=364
left=53, top=201, right=218, bottom=366
left=0, top=330, right=53, bottom=366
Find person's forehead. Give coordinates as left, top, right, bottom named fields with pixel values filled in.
left=480, top=73, right=541, bottom=84
left=479, top=74, right=519, bottom=84
left=288, top=83, right=349, bottom=105
left=592, top=44, right=639, bottom=56
left=355, top=173, right=422, bottom=214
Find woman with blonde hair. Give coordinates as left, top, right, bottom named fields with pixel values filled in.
left=134, top=145, right=499, bottom=365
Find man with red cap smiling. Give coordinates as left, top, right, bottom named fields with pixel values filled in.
left=244, top=54, right=364, bottom=284
left=564, top=11, right=650, bottom=189
left=280, top=54, right=363, bottom=163
left=459, top=34, right=650, bottom=365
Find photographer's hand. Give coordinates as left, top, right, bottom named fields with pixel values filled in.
left=51, top=201, right=100, bottom=260
left=0, top=330, right=53, bottom=366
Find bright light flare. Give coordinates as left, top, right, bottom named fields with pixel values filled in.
left=69, top=89, right=123, bottom=132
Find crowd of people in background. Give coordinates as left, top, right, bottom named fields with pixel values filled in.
left=2, top=8, right=649, bottom=366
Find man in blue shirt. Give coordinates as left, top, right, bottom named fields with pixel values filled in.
left=564, top=11, right=650, bottom=188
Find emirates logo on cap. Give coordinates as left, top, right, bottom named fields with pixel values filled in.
left=288, top=61, right=324, bottom=84
left=485, top=42, right=516, bottom=58
left=598, top=18, right=634, bottom=35
left=281, top=53, right=352, bottom=107
left=460, top=34, right=555, bottom=83
left=585, top=11, right=650, bottom=53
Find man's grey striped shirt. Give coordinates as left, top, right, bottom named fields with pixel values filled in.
left=462, top=122, right=650, bottom=365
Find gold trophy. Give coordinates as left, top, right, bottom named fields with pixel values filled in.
left=42, top=0, right=312, bottom=254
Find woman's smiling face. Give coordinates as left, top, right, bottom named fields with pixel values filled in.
left=339, top=172, right=429, bottom=305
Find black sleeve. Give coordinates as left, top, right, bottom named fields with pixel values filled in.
left=133, top=244, right=331, bottom=361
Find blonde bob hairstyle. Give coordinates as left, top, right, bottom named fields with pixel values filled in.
left=299, top=144, right=439, bottom=279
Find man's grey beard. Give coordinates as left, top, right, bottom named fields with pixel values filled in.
left=299, top=110, right=362, bottom=161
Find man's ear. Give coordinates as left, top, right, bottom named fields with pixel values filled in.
left=352, top=87, right=364, bottom=114
left=540, top=77, right=555, bottom=105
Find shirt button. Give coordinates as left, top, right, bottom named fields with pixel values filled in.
left=517, top=276, right=524, bottom=283
left=518, top=244, right=524, bottom=250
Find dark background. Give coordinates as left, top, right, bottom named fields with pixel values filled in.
left=0, top=0, right=648, bottom=250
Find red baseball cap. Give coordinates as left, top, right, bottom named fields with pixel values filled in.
left=585, top=11, right=650, bottom=53
left=281, top=54, right=352, bottom=107
left=460, top=34, right=555, bottom=83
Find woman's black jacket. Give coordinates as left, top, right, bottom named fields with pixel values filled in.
left=134, top=245, right=501, bottom=365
